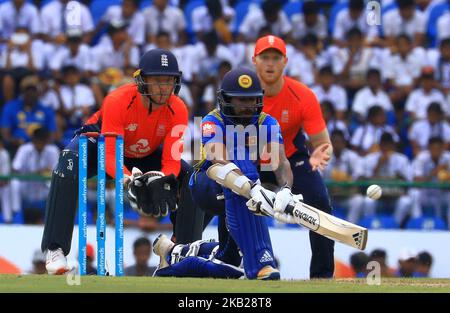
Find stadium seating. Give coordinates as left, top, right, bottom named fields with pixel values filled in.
left=89, top=0, right=122, bottom=25
left=359, top=215, right=399, bottom=229
left=327, top=0, right=348, bottom=34
left=406, top=217, right=447, bottom=230
left=231, top=1, right=261, bottom=35
left=139, top=0, right=153, bottom=10
left=282, top=1, right=302, bottom=19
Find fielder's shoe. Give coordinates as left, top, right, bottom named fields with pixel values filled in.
left=45, top=248, right=70, bottom=275
left=153, top=234, right=175, bottom=270
left=257, top=266, right=280, bottom=280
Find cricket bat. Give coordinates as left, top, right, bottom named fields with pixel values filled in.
left=206, top=163, right=368, bottom=250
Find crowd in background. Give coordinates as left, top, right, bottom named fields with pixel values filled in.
left=0, top=0, right=450, bottom=230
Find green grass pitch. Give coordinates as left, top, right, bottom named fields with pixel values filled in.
left=1, top=275, right=450, bottom=292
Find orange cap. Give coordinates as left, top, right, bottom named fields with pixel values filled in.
left=254, top=35, right=287, bottom=57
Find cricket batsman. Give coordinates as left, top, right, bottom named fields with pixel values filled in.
left=189, top=67, right=297, bottom=280
left=253, top=35, right=335, bottom=278
left=41, top=49, right=204, bottom=275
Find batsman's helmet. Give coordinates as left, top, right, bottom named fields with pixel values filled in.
left=218, top=67, right=264, bottom=126
left=133, top=49, right=182, bottom=110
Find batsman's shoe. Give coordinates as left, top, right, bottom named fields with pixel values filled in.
left=45, top=248, right=70, bottom=275
left=153, top=234, right=175, bottom=270
left=257, top=266, right=280, bottom=280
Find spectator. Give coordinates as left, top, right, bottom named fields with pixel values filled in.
left=437, top=2, right=450, bottom=42
left=332, top=0, right=378, bottom=47
left=385, top=34, right=426, bottom=108
left=321, top=100, right=349, bottom=140
left=49, top=27, right=94, bottom=78
left=0, top=135, right=13, bottom=223
left=287, top=34, right=327, bottom=87
left=90, top=19, right=140, bottom=75
left=1, top=75, right=57, bottom=151
left=40, top=0, right=94, bottom=45
left=415, top=251, right=433, bottom=277
left=124, top=237, right=157, bottom=276
left=352, top=68, right=394, bottom=123
left=10, top=127, right=59, bottom=224
left=238, top=0, right=292, bottom=42
left=192, top=0, right=235, bottom=44
left=427, top=38, right=450, bottom=95
left=383, top=0, right=426, bottom=48
left=290, top=1, right=327, bottom=43
left=322, top=130, right=365, bottom=224
left=332, top=28, right=380, bottom=94
left=0, top=0, right=41, bottom=43
left=351, top=105, right=399, bottom=156
left=54, top=65, right=95, bottom=133
left=144, top=0, right=187, bottom=46
left=361, top=132, right=413, bottom=226
left=410, top=137, right=450, bottom=226
left=369, top=249, right=395, bottom=277
left=190, top=31, right=234, bottom=115
left=349, top=252, right=369, bottom=278
left=96, top=0, right=145, bottom=46
left=201, top=60, right=232, bottom=114
left=409, top=103, right=450, bottom=155
left=312, top=66, right=348, bottom=120
left=30, top=249, right=46, bottom=274
left=405, top=67, right=447, bottom=120
left=396, top=248, right=418, bottom=277
left=1, top=26, right=45, bottom=102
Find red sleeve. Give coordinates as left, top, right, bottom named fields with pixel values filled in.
left=161, top=99, right=188, bottom=177
left=301, top=88, right=327, bottom=136
left=101, top=95, right=132, bottom=178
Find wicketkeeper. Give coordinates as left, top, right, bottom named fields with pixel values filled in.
left=41, top=49, right=205, bottom=275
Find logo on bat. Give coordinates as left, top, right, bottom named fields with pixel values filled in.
left=293, top=207, right=320, bottom=231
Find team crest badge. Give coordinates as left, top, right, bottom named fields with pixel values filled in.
left=238, top=75, right=252, bottom=88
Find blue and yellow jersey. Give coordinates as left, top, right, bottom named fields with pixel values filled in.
left=195, top=109, right=283, bottom=172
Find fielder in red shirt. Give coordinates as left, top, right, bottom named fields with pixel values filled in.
left=253, top=35, right=335, bottom=278
left=41, top=49, right=204, bottom=275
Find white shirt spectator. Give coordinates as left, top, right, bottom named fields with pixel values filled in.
left=144, top=5, right=186, bottom=45
left=383, top=8, right=426, bottom=39
left=332, top=47, right=380, bottom=80
left=352, top=87, right=393, bottom=117
left=49, top=43, right=92, bottom=72
left=0, top=1, right=41, bottom=39
left=311, top=84, right=348, bottom=112
left=385, top=48, right=427, bottom=86
left=437, top=12, right=450, bottom=42
left=11, top=142, right=59, bottom=203
left=426, top=48, right=450, bottom=89
left=363, top=151, right=412, bottom=180
left=238, top=6, right=292, bottom=41
left=59, top=84, right=95, bottom=111
left=0, top=40, right=45, bottom=70
left=413, top=150, right=450, bottom=181
left=40, top=1, right=94, bottom=38
left=332, top=9, right=378, bottom=41
left=323, top=149, right=363, bottom=180
left=90, top=36, right=139, bottom=72
left=409, top=119, right=450, bottom=150
left=405, top=88, right=447, bottom=119
left=192, top=3, right=235, bottom=35
left=327, top=119, right=350, bottom=140
left=101, top=5, right=146, bottom=46
left=190, top=42, right=235, bottom=80
left=351, top=124, right=399, bottom=153
left=291, top=13, right=327, bottom=41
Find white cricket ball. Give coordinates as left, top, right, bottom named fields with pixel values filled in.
left=366, top=184, right=382, bottom=200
